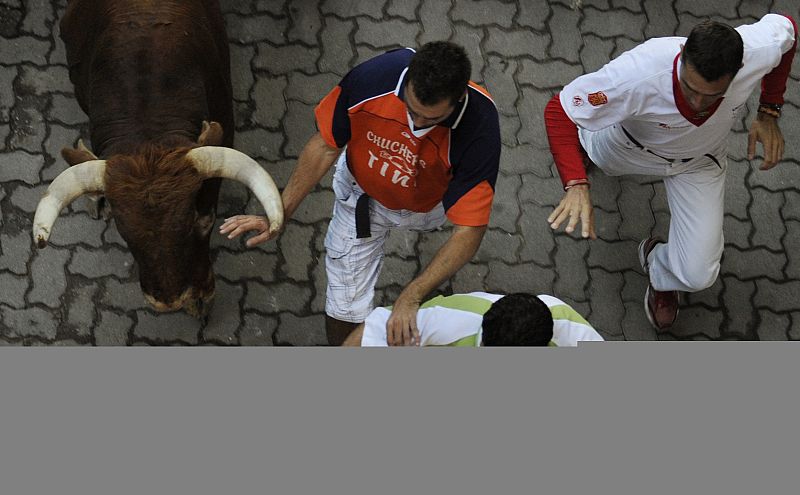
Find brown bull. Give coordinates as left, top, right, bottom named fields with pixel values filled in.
left=33, top=0, right=283, bottom=317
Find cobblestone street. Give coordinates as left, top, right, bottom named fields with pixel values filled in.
left=1, top=0, right=799, bottom=344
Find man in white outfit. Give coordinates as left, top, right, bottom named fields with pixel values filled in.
left=543, top=13, right=797, bottom=329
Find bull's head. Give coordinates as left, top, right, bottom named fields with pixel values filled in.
left=32, top=144, right=283, bottom=318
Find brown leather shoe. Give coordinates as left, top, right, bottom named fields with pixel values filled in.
left=638, top=237, right=680, bottom=329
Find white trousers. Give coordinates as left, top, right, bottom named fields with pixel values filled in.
left=324, top=153, right=446, bottom=322
left=580, top=124, right=726, bottom=292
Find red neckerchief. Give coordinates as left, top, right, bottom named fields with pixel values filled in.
left=672, top=54, right=724, bottom=126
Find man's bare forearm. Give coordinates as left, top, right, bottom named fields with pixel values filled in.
left=399, top=224, right=487, bottom=303
left=282, top=132, right=342, bottom=220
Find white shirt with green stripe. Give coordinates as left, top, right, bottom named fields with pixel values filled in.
left=361, top=292, right=603, bottom=346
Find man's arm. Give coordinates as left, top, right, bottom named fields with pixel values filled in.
left=220, top=132, right=341, bottom=246
left=386, top=224, right=487, bottom=346
left=544, top=94, right=596, bottom=239
left=747, top=14, right=796, bottom=171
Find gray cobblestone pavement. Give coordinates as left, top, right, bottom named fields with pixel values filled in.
left=1, top=0, right=798, bottom=344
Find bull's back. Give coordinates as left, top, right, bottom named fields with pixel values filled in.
left=61, top=0, right=233, bottom=153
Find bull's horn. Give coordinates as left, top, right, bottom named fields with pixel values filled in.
left=187, top=146, right=284, bottom=234
left=32, top=160, right=107, bottom=248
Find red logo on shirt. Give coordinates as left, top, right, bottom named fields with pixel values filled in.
left=588, top=91, right=608, bottom=106
left=572, top=95, right=584, bottom=106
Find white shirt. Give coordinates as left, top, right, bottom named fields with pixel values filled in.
left=559, top=14, right=795, bottom=161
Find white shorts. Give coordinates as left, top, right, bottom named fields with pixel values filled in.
left=324, top=154, right=446, bottom=323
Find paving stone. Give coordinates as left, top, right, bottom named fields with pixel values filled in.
left=9, top=183, right=45, bottom=213
left=355, top=16, right=418, bottom=48
left=28, top=246, right=69, bottom=308
left=103, top=220, right=127, bottom=248
left=68, top=246, right=133, bottom=278
left=586, top=168, right=622, bottom=211
left=18, top=65, right=71, bottom=95
left=721, top=276, right=755, bottom=338
left=43, top=124, right=80, bottom=166
left=0, top=272, right=28, bottom=308
left=670, top=306, right=724, bottom=339
left=784, top=220, right=800, bottom=280
left=756, top=311, right=790, bottom=341
left=102, top=278, right=147, bottom=311
left=548, top=4, right=582, bottom=63
left=2, top=306, right=57, bottom=339
left=642, top=0, right=679, bottom=38
left=133, top=311, right=200, bottom=345
left=723, top=159, right=750, bottom=219
left=593, top=208, right=622, bottom=240
left=321, top=0, right=386, bottom=20
left=376, top=255, right=418, bottom=289
left=579, top=34, right=615, bottom=72
left=384, top=229, right=418, bottom=258
left=501, top=144, right=552, bottom=178
left=9, top=103, right=47, bottom=152
left=449, top=24, right=484, bottom=78
left=618, top=181, right=654, bottom=239
left=47, top=213, right=106, bottom=248
left=483, top=56, right=518, bottom=116
left=515, top=89, right=554, bottom=149
left=95, top=311, right=132, bottom=346
left=235, top=128, right=284, bottom=161
left=254, top=43, right=320, bottom=74
left=720, top=247, right=786, bottom=281
left=790, top=314, right=800, bottom=341
left=47, top=94, right=84, bottom=127
left=519, top=59, right=584, bottom=89
left=451, top=262, right=489, bottom=294
left=675, top=0, right=737, bottom=18
left=203, top=280, right=244, bottom=345
left=20, top=0, right=52, bottom=36
left=289, top=188, right=334, bottom=224
left=0, top=4, right=22, bottom=38
left=0, top=230, right=31, bottom=274
left=283, top=100, right=316, bottom=157
left=490, top=172, right=521, bottom=233
left=418, top=0, right=453, bottom=45
left=518, top=203, right=556, bottom=265
left=0, top=66, right=17, bottom=121
left=586, top=268, right=623, bottom=335
left=215, top=248, right=277, bottom=282
left=230, top=44, right=256, bottom=101
left=749, top=188, right=784, bottom=251
left=251, top=75, right=288, bottom=128
left=754, top=280, right=800, bottom=313
left=288, top=1, right=322, bottom=45
left=517, top=0, right=549, bottom=30
left=587, top=239, right=639, bottom=272
left=416, top=227, right=451, bottom=269
left=722, top=214, right=751, bottom=250
left=621, top=300, right=657, bottom=340
left=485, top=260, right=555, bottom=295
left=785, top=190, right=800, bottom=222
left=498, top=113, right=521, bottom=147
left=310, top=260, right=327, bottom=313
left=553, top=235, right=590, bottom=301
left=319, top=17, right=355, bottom=75
left=387, top=0, right=417, bottom=20
left=0, top=36, right=49, bottom=64
left=353, top=45, right=384, bottom=67
left=225, top=13, right=288, bottom=44
left=474, top=229, right=522, bottom=264
left=66, top=282, right=97, bottom=336
left=682, top=275, right=723, bottom=307
left=286, top=72, right=339, bottom=104
left=246, top=281, right=312, bottom=314
left=611, top=37, right=643, bottom=59
left=581, top=6, right=645, bottom=39
left=620, top=269, right=647, bottom=303
left=240, top=312, right=277, bottom=345
left=486, top=27, right=548, bottom=59
left=452, top=0, right=515, bottom=28
left=277, top=223, right=315, bottom=281
left=611, top=0, right=641, bottom=12
left=252, top=0, right=283, bottom=15
left=274, top=312, right=326, bottom=346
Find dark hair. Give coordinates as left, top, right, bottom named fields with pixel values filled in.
left=482, top=293, right=554, bottom=346
left=682, top=20, right=743, bottom=82
left=406, top=41, right=471, bottom=106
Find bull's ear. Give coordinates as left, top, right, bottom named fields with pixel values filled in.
left=61, top=139, right=98, bottom=165
left=198, top=121, right=224, bottom=146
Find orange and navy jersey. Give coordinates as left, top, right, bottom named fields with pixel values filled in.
left=315, top=48, right=501, bottom=227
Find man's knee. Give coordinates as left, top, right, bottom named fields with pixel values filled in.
left=680, top=260, right=720, bottom=292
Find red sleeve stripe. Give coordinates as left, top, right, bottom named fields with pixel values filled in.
left=314, top=85, right=342, bottom=149
left=445, top=180, right=494, bottom=227
left=760, top=14, right=797, bottom=106
left=545, top=94, right=587, bottom=188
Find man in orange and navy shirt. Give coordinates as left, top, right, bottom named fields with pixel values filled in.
left=220, top=41, right=501, bottom=346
